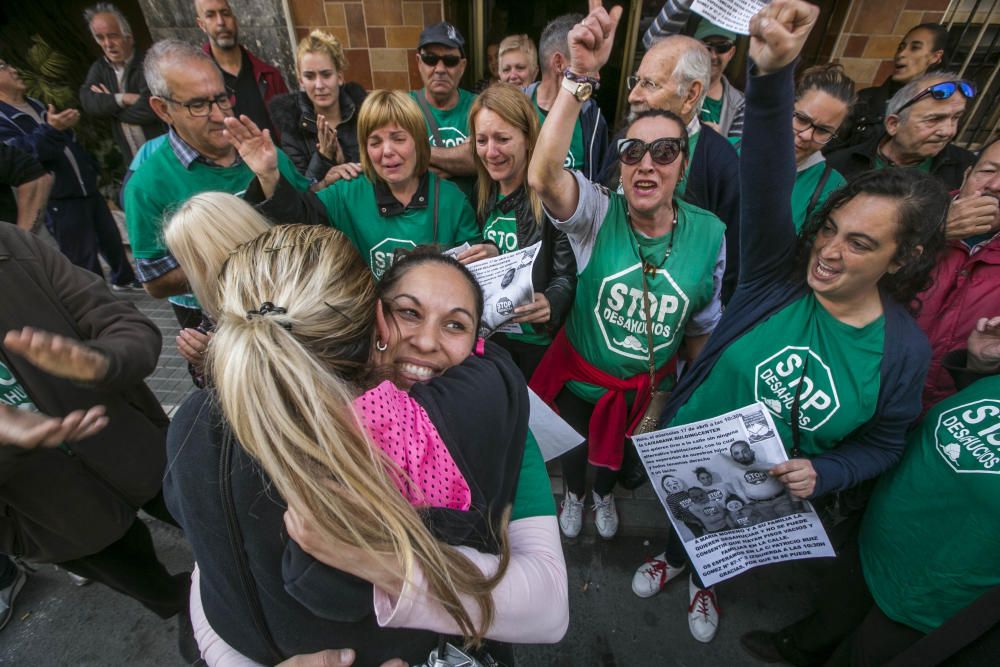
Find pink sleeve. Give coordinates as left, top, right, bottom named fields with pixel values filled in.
left=355, top=381, right=471, bottom=510
left=189, top=566, right=265, bottom=667
left=373, top=515, right=568, bottom=643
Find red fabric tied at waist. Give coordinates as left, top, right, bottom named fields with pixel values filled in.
left=529, top=328, right=675, bottom=470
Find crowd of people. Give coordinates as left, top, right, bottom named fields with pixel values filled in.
left=1, top=0, right=998, bottom=665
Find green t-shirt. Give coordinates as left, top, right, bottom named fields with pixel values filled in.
left=410, top=88, right=477, bottom=149
left=791, top=160, right=847, bottom=232
left=123, top=141, right=309, bottom=309
left=700, top=96, right=723, bottom=126
left=510, top=430, right=557, bottom=520
left=874, top=155, right=933, bottom=172
left=314, top=172, right=480, bottom=279
left=0, top=359, right=37, bottom=412
left=672, top=293, right=884, bottom=457
left=483, top=195, right=549, bottom=346
left=565, top=195, right=725, bottom=403
left=860, top=375, right=1000, bottom=633
left=533, top=91, right=585, bottom=171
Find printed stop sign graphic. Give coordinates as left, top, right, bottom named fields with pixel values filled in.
left=595, top=263, right=689, bottom=361
left=934, top=399, right=1000, bottom=474
left=754, top=347, right=840, bottom=432
left=370, top=238, right=417, bottom=279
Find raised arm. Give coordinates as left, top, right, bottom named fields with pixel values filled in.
left=737, top=0, right=819, bottom=287
left=528, top=1, right=622, bottom=222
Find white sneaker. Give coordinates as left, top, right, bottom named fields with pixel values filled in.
left=559, top=491, right=584, bottom=538
left=592, top=491, right=619, bottom=540
left=687, top=575, right=720, bottom=643
left=632, top=552, right=685, bottom=598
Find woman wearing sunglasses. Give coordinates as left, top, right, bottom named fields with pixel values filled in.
left=629, top=0, right=950, bottom=644
left=527, top=6, right=727, bottom=542
left=226, top=90, right=492, bottom=279
left=827, top=73, right=977, bottom=191
left=468, top=84, right=576, bottom=378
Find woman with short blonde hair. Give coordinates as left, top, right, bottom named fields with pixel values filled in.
left=498, top=34, right=538, bottom=88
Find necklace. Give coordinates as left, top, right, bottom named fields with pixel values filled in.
left=627, top=203, right=678, bottom=275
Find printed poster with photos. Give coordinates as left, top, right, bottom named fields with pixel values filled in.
left=465, top=241, right=541, bottom=337
left=631, top=402, right=835, bottom=587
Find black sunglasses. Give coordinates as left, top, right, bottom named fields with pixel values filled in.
left=702, top=39, right=735, bottom=54
left=419, top=52, right=463, bottom=67
left=617, top=137, right=685, bottom=166
left=896, top=80, right=976, bottom=115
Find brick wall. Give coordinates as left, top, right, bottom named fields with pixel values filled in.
left=285, top=0, right=444, bottom=91
left=832, top=0, right=951, bottom=89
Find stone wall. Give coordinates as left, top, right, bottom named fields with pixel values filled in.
left=832, top=0, right=951, bottom=89
left=285, top=0, right=445, bottom=91
left=137, top=0, right=297, bottom=89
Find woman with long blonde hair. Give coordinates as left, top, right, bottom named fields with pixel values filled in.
left=164, top=223, right=566, bottom=665
left=469, top=83, right=576, bottom=379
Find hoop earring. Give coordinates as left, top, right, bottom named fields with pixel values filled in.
left=375, top=338, right=388, bottom=352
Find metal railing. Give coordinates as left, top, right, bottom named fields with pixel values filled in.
left=943, top=0, right=1000, bottom=148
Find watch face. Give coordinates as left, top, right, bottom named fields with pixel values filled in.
left=577, top=82, right=593, bottom=101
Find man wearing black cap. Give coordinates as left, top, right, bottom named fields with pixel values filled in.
left=410, top=21, right=477, bottom=184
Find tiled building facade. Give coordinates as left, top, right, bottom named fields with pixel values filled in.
left=829, top=0, right=951, bottom=88
left=285, top=0, right=445, bottom=91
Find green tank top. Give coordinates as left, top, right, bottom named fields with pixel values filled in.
left=483, top=195, right=549, bottom=346
left=565, top=195, right=725, bottom=403
left=672, top=293, right=884, bottom=457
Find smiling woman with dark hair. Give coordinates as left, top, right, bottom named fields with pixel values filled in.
left=629, top=0, right=950, bottom=644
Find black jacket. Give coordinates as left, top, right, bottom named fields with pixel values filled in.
left=826, top=132, right=977, bottom=191
left=79, top=52, right=166, bottom=161
left=268, top=85, right=366, bottom=181
left=483, top=184, right=577, bottom=333
left=823, top=78, right=902, bottom=154
left=164, top=343, right=527, bottom=666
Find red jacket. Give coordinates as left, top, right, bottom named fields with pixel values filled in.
left=917, top=233, right=1000, bottom=410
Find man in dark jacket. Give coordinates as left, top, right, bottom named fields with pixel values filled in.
left=600, top=34, right=740, bottom=300
left=195, top=0, right=288, bottom=133
left=0, top=223, right=192, bottom=657
left=0, top=143, right=51, bottom=231
left=525, top=14, right=609, bottom=183
left=0, top=58, right=138, bottom=289
left=827, top=71, right=976, bottom=191
left=79, top=3, right=166, bottom=163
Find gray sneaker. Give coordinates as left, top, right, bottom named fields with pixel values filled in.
left=0, top=568, right=27, bottom=631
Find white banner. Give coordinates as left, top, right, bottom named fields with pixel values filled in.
left=631, top=402, right=834, bottom=587
left=691, top=0, right=768, bottom=35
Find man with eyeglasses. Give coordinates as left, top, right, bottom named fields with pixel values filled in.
left=643, top=5, right=745, bottom=139
left=124, top=40, right=307, bottom=328
left=600, top=33, right=740, bottom=301
left=524, top=14, right=609, bottom=182
left=79, top=2, right=165, bottom=164
left=827, top=72, right=976, bottom=191
left=195, top=0, right=287, bottom=135
left=410, top=22, right=477, bottom=190
left=0, top=58, right=139, bottom=291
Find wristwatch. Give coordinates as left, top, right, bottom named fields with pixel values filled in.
left=562, top=69, right=599, bottom=102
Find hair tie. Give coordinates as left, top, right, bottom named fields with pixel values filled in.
left=246, top=302, right=292, bottom=330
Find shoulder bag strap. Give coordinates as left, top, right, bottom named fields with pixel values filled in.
left=805, top=162, right=833, bottom=222
left=413, top=91, right=443, bottom=146
left=219, top=430, right=285, bottom=663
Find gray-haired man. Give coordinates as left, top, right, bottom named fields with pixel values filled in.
left=79, top=2, right=165, bottom=162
